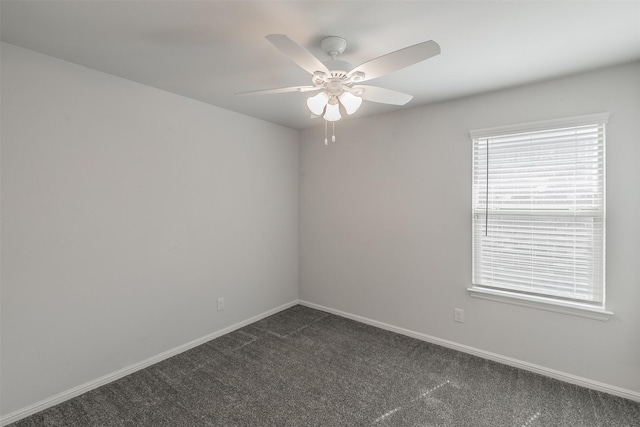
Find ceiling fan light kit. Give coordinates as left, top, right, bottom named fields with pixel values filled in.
left=339, top=91, right=363, bottom=115
left=307, top=91, right=329, bottom=116
left=324, top=100, right=342, bottom=122
left=238, top=34, right=441, bottom=143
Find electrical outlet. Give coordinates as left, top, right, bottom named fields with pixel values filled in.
left=217, top=297, right=225, bottom=311
left=454, top=308, right=464, bottom=323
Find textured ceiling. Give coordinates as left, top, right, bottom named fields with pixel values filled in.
left=2, top=1, right=640, bottom=130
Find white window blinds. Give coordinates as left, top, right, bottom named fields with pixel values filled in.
left=471, top=114, right=607, bottom=306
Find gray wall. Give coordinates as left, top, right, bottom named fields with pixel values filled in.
left=0, top=43, right=299, bottom=416
left=299, top=61, right=640, bottom=395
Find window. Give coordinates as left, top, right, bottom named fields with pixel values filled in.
left=469, top=113, right=611, bottom=320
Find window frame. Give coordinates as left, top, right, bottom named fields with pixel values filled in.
left=468, top=113, right=613, bottom=321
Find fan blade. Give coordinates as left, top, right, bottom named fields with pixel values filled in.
left=349, top=40, right=440, bottom=82
left=356, top=85, right=414, bottom=105
left=236, top=86, right=319, bottom=96
left=266, top=34, right=330, bottom=76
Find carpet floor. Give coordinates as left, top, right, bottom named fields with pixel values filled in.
left=9, top=305, right=640, bottom=426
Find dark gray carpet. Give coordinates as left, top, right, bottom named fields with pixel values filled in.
left=9, top=305, right=640, bottom=426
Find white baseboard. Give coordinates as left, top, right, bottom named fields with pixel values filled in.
left=299, top=300, right=640, bottom=403
left=0, top=300, right=299, bottom=427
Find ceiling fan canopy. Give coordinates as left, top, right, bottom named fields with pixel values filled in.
left=238, top=34, right=441, bottom=127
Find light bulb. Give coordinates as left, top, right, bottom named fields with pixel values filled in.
left=306, top=92, right=329, bottom=116
left=323, top=101, right=342, bottom=122
left=339, top=92, right=362, bottom=115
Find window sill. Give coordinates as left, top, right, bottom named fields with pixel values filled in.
left=467, top=287, right=613, bottom=321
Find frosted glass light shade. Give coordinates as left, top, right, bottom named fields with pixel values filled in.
left=323, top=102, right=342, bottom=122
left=306, top=92, right=329, bottom=116
left=339, top=92, right=362, bottom=115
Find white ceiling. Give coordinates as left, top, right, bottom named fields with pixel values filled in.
left=2, top=1, right=639, bottom=130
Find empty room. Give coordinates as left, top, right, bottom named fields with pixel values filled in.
left=1, top=1, right=639, bottom=426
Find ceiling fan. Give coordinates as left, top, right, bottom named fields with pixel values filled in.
left=238, top=34, right=440, bottom=139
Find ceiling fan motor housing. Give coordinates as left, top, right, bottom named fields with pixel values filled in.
left=322, top=59, right=352, bottom=77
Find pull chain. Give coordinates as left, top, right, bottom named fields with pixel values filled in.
left=324, top=120, right=328, bottom=145
left=322, top=121, right=337, bottom=145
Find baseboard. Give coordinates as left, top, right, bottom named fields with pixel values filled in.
left=0, top=299, right=299, bottom=427
left=299, top=300, right=640, bottom=403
